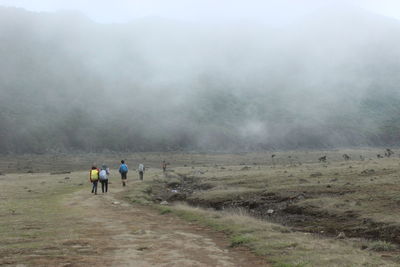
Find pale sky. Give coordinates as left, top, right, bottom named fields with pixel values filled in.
left=0, top=0, right=399, bottom=24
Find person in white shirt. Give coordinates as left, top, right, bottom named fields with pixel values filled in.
left=138, top=163, right=145, bottom=181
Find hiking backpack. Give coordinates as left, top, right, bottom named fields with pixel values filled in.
left=99, top=169, right=107, bottom=180
left=120, top=164, right=128, bottom=173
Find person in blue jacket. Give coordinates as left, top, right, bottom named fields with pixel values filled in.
left=119, top=160, right=128, bottom=187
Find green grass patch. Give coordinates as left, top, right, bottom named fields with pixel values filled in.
left=159, top=207, right=172, bottom=215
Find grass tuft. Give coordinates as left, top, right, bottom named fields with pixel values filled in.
left=369, top=241, right=397, bottom=252
left=159, top=207, right=172, bottom=215
left=230, top=234, right=255, bottom=247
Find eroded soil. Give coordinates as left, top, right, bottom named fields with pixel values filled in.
left=149, top=163, right=400, bottom=247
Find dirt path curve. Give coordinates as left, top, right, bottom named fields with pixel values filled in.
left=65, top=182, right=268, bottom=267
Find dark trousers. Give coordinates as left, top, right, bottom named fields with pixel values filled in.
left=91, top=180, right=98, bottom=194
left=139, top=171, right=144, bottom=180
left=100, top=179, right=108, bottom=193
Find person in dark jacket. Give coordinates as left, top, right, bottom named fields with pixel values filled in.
left=99, top=164, right=110, bottom=193
left=89, top=165, right=99, bottom=194
left=138, top=163, right=145, bottom=181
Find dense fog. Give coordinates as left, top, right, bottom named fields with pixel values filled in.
left=1, top=5, right=400, bottom=153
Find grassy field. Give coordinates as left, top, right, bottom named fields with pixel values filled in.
left=0, top=148, right=387, bottom=173
left=0, top=170, right=138, bottom=266
left=0, top=171, right=97, bottom=265
left=121, top=148, right=400, bottom=266
left=1, top=148, right=400, bottom=266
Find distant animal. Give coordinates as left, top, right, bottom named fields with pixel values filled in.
left=377, top=154, right=384, bottom=159
left=342, top=154, right=350, bottom=161
left=385, top=149, right=394, bottom=158
left=319, top=156, right=327, bottom=162
left=271, top=154, right=276, bottom=158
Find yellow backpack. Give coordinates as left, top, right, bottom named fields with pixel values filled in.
left=90, top=169, right=99, bottom=181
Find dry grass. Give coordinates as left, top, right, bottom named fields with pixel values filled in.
left=191, top=187, right=262, bottom=201
left=122, top=148, right=400, bottom=266
left=3, top=148, right=400, bottom=266
left=171, top=152, right=400, bottom=225
left=0, top=171, right=101, bottom=265
left=158, top=203, right=397, bottom=266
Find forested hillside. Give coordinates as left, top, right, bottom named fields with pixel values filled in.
left=1, top=6, right=400, bottom=153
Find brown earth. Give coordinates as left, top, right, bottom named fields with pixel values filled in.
left=64, top=185, right=269, bottom=266
left=0, top=170, right=268, bottom=267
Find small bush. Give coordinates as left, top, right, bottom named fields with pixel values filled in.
left=369, top=241, right=397, bottom=252
left=230, top=234, right=255, bottom=247
left=159, top=207, right=172, bottom=215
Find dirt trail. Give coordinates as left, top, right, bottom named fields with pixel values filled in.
left=65, top=182, right=268, bottom=266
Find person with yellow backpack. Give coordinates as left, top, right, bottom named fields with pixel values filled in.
left=89, top=165, right=100, bottom=195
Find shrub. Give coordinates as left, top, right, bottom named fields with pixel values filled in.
left=369, top=241, right=397, bottom=252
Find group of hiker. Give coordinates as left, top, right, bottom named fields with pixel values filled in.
left=89, top=164, right=110, bottom=194
left=89, top=160, right=166, bottom=195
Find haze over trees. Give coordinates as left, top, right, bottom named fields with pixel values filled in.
left=1, top=6, right=400, bottom=153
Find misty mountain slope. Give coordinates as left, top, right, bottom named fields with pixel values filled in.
left=1, top=6, right=400, bottom=153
